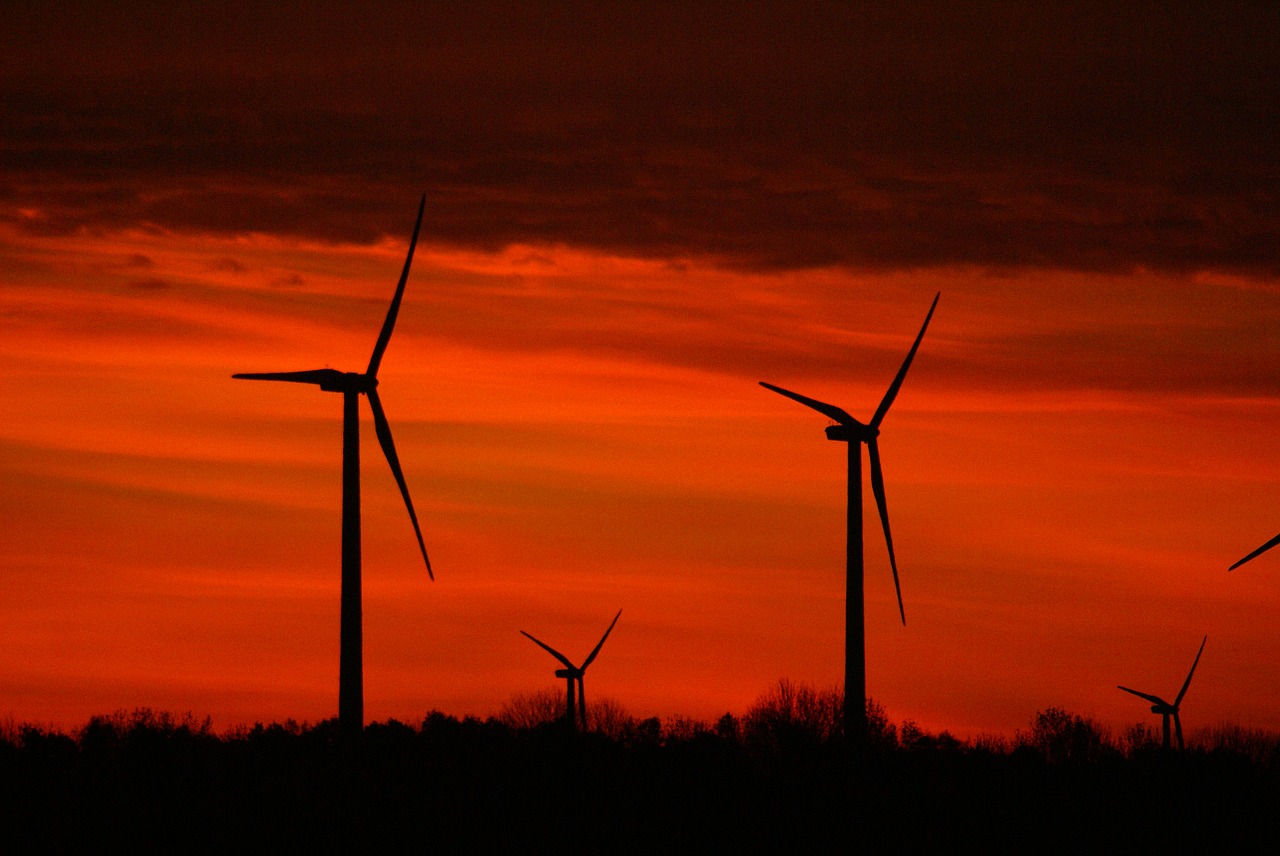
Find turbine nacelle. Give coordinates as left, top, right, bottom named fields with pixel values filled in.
left=322, top=371, right=377, bottom=394
left=825, top=422, right=877, bottom=443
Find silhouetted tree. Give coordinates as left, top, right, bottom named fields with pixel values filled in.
left=899, top=722, right=964, bottom=754
left=662, top=715, right=712, bottom=744
left=584, top=696, right=632, bottom=738
left=497, top=689, right=633, bottom=736
left=899, top=718, right=928, bottom=751
left=740, top=680, right=900, bottom=751
left=866, top=697, right=898, bottom=750
left=972, top=733, right=1010, bottom=755
left=1023, top=707, right=1114, bottom=764
left=497, top=688, right=565, bottom=730
left=1120, top=721, right=1159, bottom=756
left=744, top=679, right=842, bottom=749
left=1199, top=723, right=1280, bottom=764
left=623, top=716, right=663, bottom=747
left=715, top=712, right=740, bottom=742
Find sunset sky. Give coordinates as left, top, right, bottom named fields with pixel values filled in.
left=3, top=2, right=1278, bottom=738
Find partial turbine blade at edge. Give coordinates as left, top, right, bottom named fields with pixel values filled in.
left=1174, top=636, right=1207, bottom=706
left=868, top=439, right=905, bottom=625
left=366, top=387, right=433, bottom=579
left=367, top=194, right=426, bottom=378
left=232, top=369, right=341, bottom=386
left=1229, top=532, right=1280, bottom=571
left=520, top=630, right=576, bottom=670
left=871, top=292, right=940, bottom=430
left=758, top=382, right=858, bottom=426
left=582, top=609, right=622, bottom=669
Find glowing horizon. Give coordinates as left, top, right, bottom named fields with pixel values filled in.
left=2, top=211, right=1278, bottom=739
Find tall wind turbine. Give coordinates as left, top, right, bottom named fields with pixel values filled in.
left=1118, top=635, right=1207, bottom=751
left=234, top=196, right=432, bottom=738
left=759, top=292, right=939, bottom=745
left=521, top=610, right=622, bottom=732
left=1230, top=532, right=1280, bottom=571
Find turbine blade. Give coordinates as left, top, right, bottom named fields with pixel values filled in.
left=1174, top=635, right=1207, bottom=706
left=1174, top=713, right=1184, bottom=750
left=870, top=292, right=940, bottom=430
left=868, top=439, right=905, bottom=625
left=1229, top=532, right=1280, bottom=571
left=367, top=195, right=426, bottom=378
left=520, top=630, right=575, bottom=670
left=1117, top=685, right=1168, bottom=707
left=366, top=387, right=432, bottom=579
left=232, top=369, right=340, bottom=385
left=758, top=382, right=858, bottom=426
left=578, top=677, right=587, bottom=731
left=582, top=609, right=622, bottom=670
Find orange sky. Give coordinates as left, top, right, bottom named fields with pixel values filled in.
left=2, top=3, right=1279, bottom=738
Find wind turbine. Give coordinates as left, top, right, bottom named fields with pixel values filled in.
left=234, top=196, right=432, bottom=738
left=1118, top=635, right=1207, bottom=751
left=759, top=292, right=939, bottom=745
left=520, top=610, right=622, bottom=732
left=1230, top=532, right=1280, bottom=571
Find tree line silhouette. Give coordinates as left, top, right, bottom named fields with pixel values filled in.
left=3, top=685, right=1279, bottom=852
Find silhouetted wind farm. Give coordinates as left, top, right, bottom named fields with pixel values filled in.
left=1117, top=635, right=1207, bottom=751
left=9, top=4, right=1280, bottom=848
left=9, top=229, right=1280, bottom=852
left=233, top=196, right=432, bottom=738
left=521, top=610, right=622, bottom=732
left=759, top=292, right=939, bottom=745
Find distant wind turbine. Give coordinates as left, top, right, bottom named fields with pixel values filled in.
left=1230, top=532, right=1280, bottom=571
left=1118, top=635, right=1207, bottom=751
left=760, top=292, right=939, bottom=745
left=521, top=610, right=622, bottom=732
left=234, top=196, right=432, bottom=738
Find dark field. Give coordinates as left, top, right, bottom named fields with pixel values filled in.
left=4, top=698, right=1279, bottom=853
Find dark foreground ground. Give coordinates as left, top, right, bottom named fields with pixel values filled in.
left=3, top=710, right=1280, bottom=853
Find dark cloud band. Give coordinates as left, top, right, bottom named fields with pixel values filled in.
left=3, top=2, right=1277, bottom=274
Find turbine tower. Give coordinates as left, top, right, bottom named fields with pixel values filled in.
left=759, top=292, right=939, bottom=745
left=1118, top=635, right=1207, bottom=751
left=1230, top=532, right=1280, bottom=571
left=521, top=610, right=622, bottom=732
left=234, top=196, right=432, bottom=738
